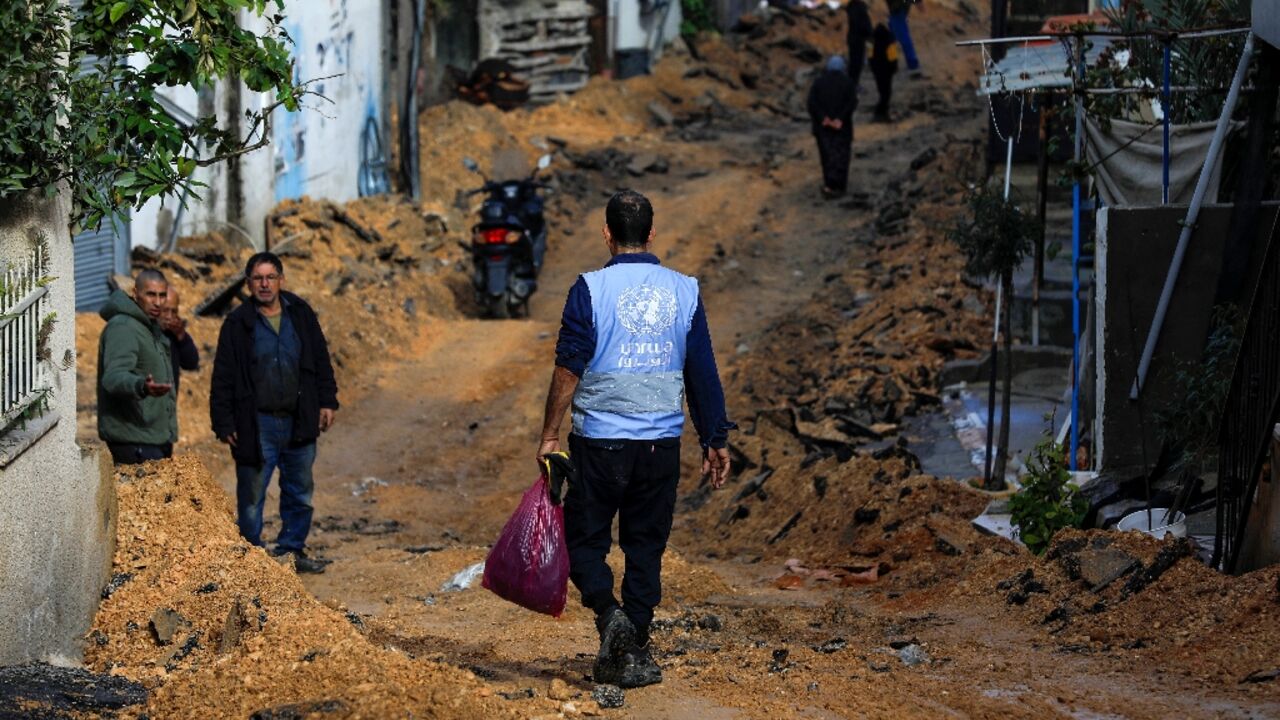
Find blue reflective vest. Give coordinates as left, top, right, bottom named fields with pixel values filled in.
left=572, top=261, right=700, bottom=440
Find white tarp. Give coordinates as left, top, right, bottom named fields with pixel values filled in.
left=1084, top=117, right=1242, bottom=207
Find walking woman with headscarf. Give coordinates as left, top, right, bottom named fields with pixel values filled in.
left=807, top=55, right=857, bottom=197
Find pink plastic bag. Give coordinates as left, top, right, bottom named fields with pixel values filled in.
left=481, top=475, right=570, bottom=617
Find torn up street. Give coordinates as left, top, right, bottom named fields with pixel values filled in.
left=4, top=0, right=1280, bottom=718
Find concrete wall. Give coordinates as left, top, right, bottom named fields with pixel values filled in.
left=0, top=192, right=115, bottom=666
left=1094, top=203, right=1277, bottom=472
left=1257, top=0, right=1280, bottom=52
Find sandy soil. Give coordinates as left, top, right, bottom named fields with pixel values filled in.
left=67, top=4, right=1280, bottom=719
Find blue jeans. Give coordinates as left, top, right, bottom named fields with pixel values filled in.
left=235, top=413, right=317, bottom=553
left=889, top=10, right=920, bottom=71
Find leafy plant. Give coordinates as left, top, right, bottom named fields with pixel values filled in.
left=1010, top=435, right=1089, bottom=555
left=1090, top=0, right=1250, bottom=124
left=680, top=0, right=717, bottom=39
left=948, top=184, right=1040, bottom=488
left=1156, top=304, right=1243, bottom=513
left=948, top=184, right=1038, bottom=280
left=0, top=0, right=308, bottom=229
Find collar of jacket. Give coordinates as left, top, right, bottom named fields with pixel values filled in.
left=605, top=252, right=660, bottom=268
left=233, top=291, right=297, bottom=328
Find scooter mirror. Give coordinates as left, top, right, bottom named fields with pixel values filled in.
left=463, top=157, right=479, bottom=173
left=537, top=154, right=552, bottom=170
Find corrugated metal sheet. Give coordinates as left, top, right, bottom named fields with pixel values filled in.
left=978, top=37, right=1114, bottom=95
left=73, top=217, right=128, bottom=312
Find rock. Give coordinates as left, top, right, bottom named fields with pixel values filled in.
left=817, top=638, right=847, bottom=654
left=647, top=101, right=675, bottom=126
left=250, top=699, right=349, bottom=720
left=499, top=688, right=535, bottom=700
left=697, top=614, right=723, bottom=631
left=909, top=147, right=938, bottom=171
left=592, top=684, right=625, bottom=708
left=930, top=525, right=969, bottom=556
left=548, top=678, right=574, bottom=701
left=149, top=608, right=189, bottom=646
left=1243, top=668, right=1280, bottom=683
left=1077, top=547, right=1139, bottom=591
left=897, top=644, right=930, bottom=667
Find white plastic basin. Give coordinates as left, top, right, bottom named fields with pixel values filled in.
left=1117, top=508, right=1187, bottom=539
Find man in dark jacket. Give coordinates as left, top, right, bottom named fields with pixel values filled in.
left=161, top=286, right=199, bottom=394
left=845, top=0, right=873, bottom=88
left=210, top=252, right=339, bottom=574
left=97, top=269, right=177, bottom=464
left=807, top=55, right=858, bottom=197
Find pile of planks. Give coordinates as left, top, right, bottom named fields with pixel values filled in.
left=478, top=0, right=595, bottom=103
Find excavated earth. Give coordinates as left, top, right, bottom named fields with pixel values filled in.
left=51, top=2, right=1280, bottom=718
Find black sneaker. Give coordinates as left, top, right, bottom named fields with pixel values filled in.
left=592, top=608, right=636, bottom=684
left=275, top=550, right=328, bottom=574
left=619, top=642, right=662, bottom=688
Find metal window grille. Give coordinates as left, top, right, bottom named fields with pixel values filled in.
left=1214, top=217, right=1280, bottom=572
left=0, top=245, right=51, bottom=429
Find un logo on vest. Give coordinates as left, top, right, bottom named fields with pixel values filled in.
left=617, top=284, right=678, bottom=335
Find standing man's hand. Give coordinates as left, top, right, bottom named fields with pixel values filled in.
left=221, top=432, right=238, bottom=447
left=319, top=408, right=336, bottom=432
left=161, top=313, right=187, bottom=341
left=703, top=446, right=732, bottom=489
left=537, top=437, right=560, bottom=476
left=142, top=374, right=172, bottom=397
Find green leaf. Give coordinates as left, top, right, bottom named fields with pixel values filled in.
left=109, top=2, right=130, bottom=24
left=176, top=157, right=196, bottom=177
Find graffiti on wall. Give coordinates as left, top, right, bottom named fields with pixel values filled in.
left=272, top=0, right=383, bottom=203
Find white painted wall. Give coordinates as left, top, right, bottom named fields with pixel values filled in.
left=271, top=0, right=386, bottom=206
left=0, top=191, right=115, bottom=665
left=611, top=0, right=683, bottom=58
left=127, top=0, right=387, bottom=251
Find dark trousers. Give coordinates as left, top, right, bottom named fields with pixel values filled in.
left=872, top=67, right=894, bottom=119
left=815, top=130, right=853, bottom=192
left=565, top=434, right=681, bottom=645
left=107, top=442, right=172, bottom=465
left=235, top=413, right=317, bottom=553
left=846, top=39, right=867, bottom=87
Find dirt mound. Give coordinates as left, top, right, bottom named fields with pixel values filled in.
left=963, top=528, right=1280, bottom=685
left=85, top=455, right=517, bottom=719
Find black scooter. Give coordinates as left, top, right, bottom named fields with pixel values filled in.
left=463, top=154, right=552, bottom=318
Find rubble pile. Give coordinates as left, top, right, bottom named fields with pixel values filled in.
left=85, top=456, right=517, bottom=719
left=678, top=131, right=997, bottom=582
left=681, top=397, right=1011, bottom=591
left=725, top=141, right=989, bottom=433
left=966, top=529, right=1280, bottom=685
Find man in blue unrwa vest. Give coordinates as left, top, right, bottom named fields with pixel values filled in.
left=538, top=190, right=734, bottom=688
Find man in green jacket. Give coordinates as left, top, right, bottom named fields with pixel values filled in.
left=97, top=269, right=178, bottom=464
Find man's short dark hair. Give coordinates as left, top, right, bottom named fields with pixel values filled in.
left=606, top=190, right=653, bottom=248
left=244, top=251, right=284, bottom=278
left=135, top=268, right=167, bottom=287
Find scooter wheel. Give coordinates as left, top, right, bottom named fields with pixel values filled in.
left=485, top=295, right=509, bottom=319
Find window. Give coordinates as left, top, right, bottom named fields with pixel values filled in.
left=1, top=243, right=53, bottom=436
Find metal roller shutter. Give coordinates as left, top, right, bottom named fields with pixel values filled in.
left=73, top=217, right=129, bottom=312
